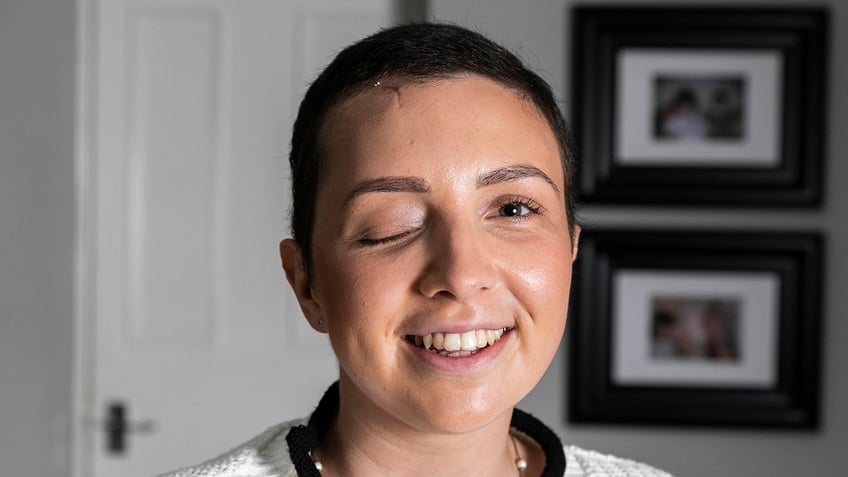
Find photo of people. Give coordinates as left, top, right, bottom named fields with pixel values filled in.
left=653, top=75, right=746, bottom=141
left=651, top=296, right=741, bottom=361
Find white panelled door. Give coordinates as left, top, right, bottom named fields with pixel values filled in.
left=81, top=1, right=398, bottom=475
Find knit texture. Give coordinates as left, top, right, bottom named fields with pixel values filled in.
left=160, top=383, right=672, bottom=477
left=160, top=422, right=672, bottom=477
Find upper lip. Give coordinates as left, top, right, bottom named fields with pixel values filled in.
left=400, top=302, right=517, bottom=336
left=401, top=322, right=513, bottom=337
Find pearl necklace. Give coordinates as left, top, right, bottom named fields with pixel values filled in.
left=312, top=432, right=528, bottom=475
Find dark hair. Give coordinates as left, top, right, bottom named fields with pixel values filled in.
left=289, top=22, right=575, bottom=275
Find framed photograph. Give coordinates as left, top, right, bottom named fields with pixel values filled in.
left=571, top=7, right=828, bottom=206
left=569, top=230, right=823, bottom=427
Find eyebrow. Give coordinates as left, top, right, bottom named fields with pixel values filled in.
left=477, top=165, right=559, bottom=192
left=344, top=176, right=431, bottom=205
left=343, top=164, right=559, bottom=206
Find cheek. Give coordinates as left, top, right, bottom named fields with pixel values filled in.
left=517, top=262, right=564, bottom=296
left=312, top=251, right=407, bottom=329
left=511, top=239, right=574, bottom=303
left=507, top=239, right=573, bottom=357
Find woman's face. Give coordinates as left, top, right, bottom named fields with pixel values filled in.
left=283, top=75, right=578, bottom=434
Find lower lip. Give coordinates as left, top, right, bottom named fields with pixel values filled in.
left=403, top=330, right=512, bottom=374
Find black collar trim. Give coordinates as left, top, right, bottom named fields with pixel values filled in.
left=286, top=382, right=566, bottom=476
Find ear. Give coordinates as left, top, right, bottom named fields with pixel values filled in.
left=570, top=225, right=581, bottom=263
left=280, top=239, right=326, bottom=333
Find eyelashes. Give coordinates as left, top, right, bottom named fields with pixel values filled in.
left=495, top=196, right=543, bottom=219
left=357, top=229, right=416, bottom=246
left=355, top=195, right=545, bottom=247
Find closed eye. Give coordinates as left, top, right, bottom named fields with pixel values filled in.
left=357, top=229, right=417, bottom=246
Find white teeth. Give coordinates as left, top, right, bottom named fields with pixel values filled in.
left=411, top=328, right=508, bottom=354
left=443, top=350, right=473, bottom=357
left=476, top=330, right=488, bottom=348
left=443, top=333, right=461, bottom=351
left=460, top=331, right=477, bottom=351
left=433, top=332, right=445, bottom=349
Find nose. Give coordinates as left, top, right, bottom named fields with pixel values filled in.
left=417, top=220, right=497, bottom=301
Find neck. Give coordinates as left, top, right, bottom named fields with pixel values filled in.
left=315, top=378, right=522, bottom=477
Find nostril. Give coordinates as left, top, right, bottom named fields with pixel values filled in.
left=418, top=273, right=496, bottom=300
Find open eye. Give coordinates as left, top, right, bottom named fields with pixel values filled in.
left=499, top=202, right=529, bottom=217
left=497, top=199, right=541, bottom=218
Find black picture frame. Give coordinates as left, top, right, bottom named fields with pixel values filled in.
left=571, top=6, right=828, bottom=206
left=569, top=229, right=823, bottom=428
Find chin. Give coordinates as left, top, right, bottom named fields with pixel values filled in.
left=400, top=386, right=518, bottom=435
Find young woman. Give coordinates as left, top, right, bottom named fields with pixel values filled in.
left=162, top=23, right=670, bottom=477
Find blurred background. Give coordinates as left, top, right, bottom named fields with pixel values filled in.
left=1, top=0, right=843, bottom=475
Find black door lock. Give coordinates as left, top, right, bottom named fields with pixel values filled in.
left=104, top=401, right=156, bottom=455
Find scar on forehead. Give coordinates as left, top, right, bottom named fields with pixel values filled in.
left=333, top=77, right=450, bottom=123
left=373, top=79, right=404, bottom=105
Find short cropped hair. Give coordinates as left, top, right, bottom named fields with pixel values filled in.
left=289, top=22, right=575, bottom=275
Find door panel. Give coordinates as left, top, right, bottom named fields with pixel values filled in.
left=87, top=1, right=399, bottom=475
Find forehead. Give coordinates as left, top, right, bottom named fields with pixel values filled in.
left=318, top=75, right=563, bottom=190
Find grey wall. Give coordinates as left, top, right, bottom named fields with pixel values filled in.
left=432, top=0, right=845, bottom=475
left=0, top=0, right=76, bottom=474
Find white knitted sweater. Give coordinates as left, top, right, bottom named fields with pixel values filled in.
left=160, top=419, right=671, bottom=477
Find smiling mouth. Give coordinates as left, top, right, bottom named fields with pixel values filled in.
left=405, top=328, right=510, bottom=357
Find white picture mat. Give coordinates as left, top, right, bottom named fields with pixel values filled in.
left=616, top=49, right=783, bottom=165
left=612, top=270, right=779, bottom=388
